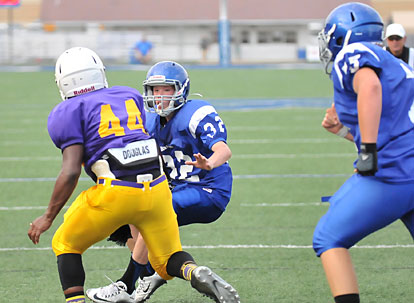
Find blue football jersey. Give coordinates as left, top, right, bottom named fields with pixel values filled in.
left=48, top=86, right=151, bottom=180
left=145, top=99, right=233, bottom=192
left=332, top=42, right=414, bottom=182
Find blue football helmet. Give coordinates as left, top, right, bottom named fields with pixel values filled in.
left=319, top=2, right=383, bottom=73
left=143, top=61, right=190, bottom=117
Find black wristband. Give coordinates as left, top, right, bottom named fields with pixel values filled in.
left=360, top=142, right=376, bottom=153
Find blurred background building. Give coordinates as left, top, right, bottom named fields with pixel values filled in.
left=0, top=0, right=413, bottom=66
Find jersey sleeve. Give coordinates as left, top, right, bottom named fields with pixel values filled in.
left=188, top=105, right=227, bottom=149
left=332, top=42, right=383, bottom=91
left=47, top=101, right=84, bottom=150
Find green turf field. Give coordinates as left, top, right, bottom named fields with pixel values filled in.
left=0, top=69, right=413, bottom=302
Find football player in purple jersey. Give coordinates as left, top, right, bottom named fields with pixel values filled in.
left=27, top=48, right=239, bottom=303
left=86, top=61, right=236, bottom=303
left=314, top=3, right=414, bottom=303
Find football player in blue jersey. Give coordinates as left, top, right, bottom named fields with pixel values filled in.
left=313, top=3, right=414, bottom=303
left=86, top=61, right=236, bottom=303
left=27, top=49, right=239, bottom=303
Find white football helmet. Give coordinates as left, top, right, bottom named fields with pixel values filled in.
left=55, top=47, right=108, bottom=100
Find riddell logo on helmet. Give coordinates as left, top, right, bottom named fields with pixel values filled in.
left=149, top=75, right=166, bottom=81
left=74, top=86, right=95, bottom=95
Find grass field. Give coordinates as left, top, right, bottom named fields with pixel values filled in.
left=0, top=69, right=413, bottom=303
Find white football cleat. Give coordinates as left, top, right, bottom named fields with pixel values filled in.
left=86, top=280, right=135, bottom=303
left=134, top=272, right=167, bottom=302
left=191, top=266, right=240, bottom=303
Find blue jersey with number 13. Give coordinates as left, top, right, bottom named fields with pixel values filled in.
left=332, top=42, right=414, bottom=182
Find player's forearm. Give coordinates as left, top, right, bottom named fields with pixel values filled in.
left=44, top=170, right=80, bottom=221
left=209, top=141, right=232, bottom=169
left=358, top=96, right=381, bottom=143
left=354, top=68, right=382, bottom=143
left=344, top=131, right=354, bottom=142
left=44, top=144, right=83, bottom=222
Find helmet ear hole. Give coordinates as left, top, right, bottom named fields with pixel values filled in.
left=336, top=37, right=343, bottom=46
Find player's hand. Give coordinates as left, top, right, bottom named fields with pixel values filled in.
left=28, top=214, right=53, bottom=245
left=356, top=143, right=378, bottom=176
left=322, top=103, right=343, bottom=134
left=185, top=153, right=213, bottom=170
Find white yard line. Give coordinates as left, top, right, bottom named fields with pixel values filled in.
left=232, top=153, right=355, bottom=159
left=240, top=202, right=325, bottom=207
left=0, top=156, right=60, bottom=161
left=0, top=206, right=69, bottom=210
left=0, top=153, right=355, bottom=162
left=1, top=244, right=413, bottom=252
left=0, top=174, right=351, bottom=183
left=0, top=137, right=341, bottom=147
left=0, top=203, right=327, bottom=210
left=230, top=138, right=340, bottom=144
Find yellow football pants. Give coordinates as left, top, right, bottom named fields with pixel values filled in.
left=52, top=174, right=182, bottom=280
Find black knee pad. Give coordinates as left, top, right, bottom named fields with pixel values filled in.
left=166, top=251, right=194, bottom=277
left=57, top=253, right=85, bottom=290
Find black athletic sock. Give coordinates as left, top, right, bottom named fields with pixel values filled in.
left=166, top=251, right=196, bottom=280
left=334, top=294, right=360, bottom=303
left=139, top=262, right=156, bottom=279
left=118, top=256, right=145, bottom=294
left=65, top=291, right=85, bottom=303
left=57, top=253, right=85, bottom=290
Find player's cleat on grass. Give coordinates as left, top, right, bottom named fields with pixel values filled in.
left=86, top=280, right=135, bottom=303
left=134, top=272, right=167, bottom=302
left=190, top=266, right=240, bottom=303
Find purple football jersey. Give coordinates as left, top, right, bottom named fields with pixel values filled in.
left=48, top=86, right=151, bottom=179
